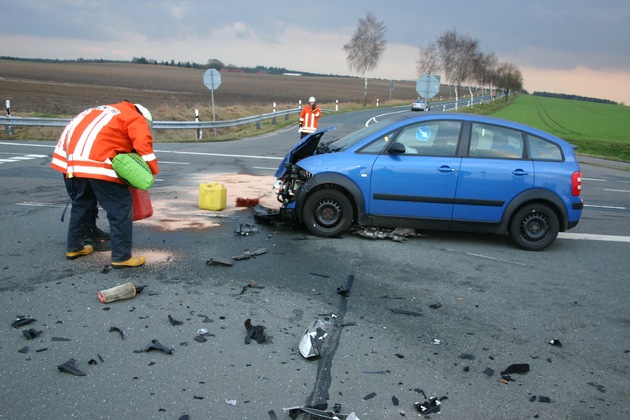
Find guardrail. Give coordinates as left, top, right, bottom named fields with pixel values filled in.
left=0, top=107, right=302, bottom=131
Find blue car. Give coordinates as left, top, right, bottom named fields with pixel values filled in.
left=273, top=113, right=583, bottom=250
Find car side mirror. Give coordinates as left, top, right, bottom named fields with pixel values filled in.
left=388, top=143, right=406, bottom=154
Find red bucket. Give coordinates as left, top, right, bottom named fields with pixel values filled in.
left=130, top=187, right=153, bottom=221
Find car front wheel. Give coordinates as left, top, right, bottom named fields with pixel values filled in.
left=509, top=203, right=559, bottom=251
left=302, top=189, right=353, bottom=237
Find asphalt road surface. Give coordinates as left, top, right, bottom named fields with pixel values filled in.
left=1, top=109, right=629, bottom=419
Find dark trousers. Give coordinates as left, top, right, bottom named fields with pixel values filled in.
left=66, top=177, right=132, bottom=262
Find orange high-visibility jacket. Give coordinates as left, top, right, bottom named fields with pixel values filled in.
left=299, top=104, right=321, bottom=134
left=51, top=101, right=158, bottom=184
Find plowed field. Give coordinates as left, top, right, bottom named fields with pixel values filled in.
left=0, top=60, right=422, bottom=116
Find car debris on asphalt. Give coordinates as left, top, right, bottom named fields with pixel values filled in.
left=244, top=318, right=267, bottom=344
left=299, top=318, right=328, bottom=358
left=57, top=358, right=87, bottom=376
left=352, top=226, right=419, bottom=242
left=11, top=316, right=36, bottom=328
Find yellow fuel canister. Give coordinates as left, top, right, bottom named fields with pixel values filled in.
left=198, top=182, right=227, bottom=211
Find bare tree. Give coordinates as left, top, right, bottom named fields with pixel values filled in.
left=496, top=62, right=523, bottom=99
left=473, top=52, right=498, bottom=97
left=436, top=30, right=480, bottom=108
left=343, top=12, right=387, bottom=106
left=416, top=42, right=440, bottom=76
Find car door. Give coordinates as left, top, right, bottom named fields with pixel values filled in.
left=368, top=120, right=463, bottom=219
left=453, top=122, right=534, bottom=222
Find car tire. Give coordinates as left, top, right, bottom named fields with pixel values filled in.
left=302, top=189, right=353, bottom=237
left=509, top=203, right=559, bottom=251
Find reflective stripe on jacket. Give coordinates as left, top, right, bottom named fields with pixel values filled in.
left=51, top=101, right=158, bottom=183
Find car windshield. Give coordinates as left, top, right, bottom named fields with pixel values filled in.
left=324, top=116, right=407, bottom=152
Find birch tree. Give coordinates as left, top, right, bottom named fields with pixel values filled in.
left=436, top=30, right=480, bottom=108
left=343, top=12, right=387, bottom=106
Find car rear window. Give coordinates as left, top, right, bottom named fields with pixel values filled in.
left=469, top=123, right=524, bottom=159
left=528, top=135, right=564, bottom=161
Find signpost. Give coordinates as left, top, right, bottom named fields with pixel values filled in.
left=203, top=69, right=221, bottom=135
left=416, top=74, right=441, bottom=109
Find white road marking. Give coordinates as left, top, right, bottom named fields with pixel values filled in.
left=558, top=232, right=630, bottom=243
left=584, top=204, right=626, bottom=210
left=252, top=167, right=278, bottom=170
left=603, top=188, right=630, bottom=193
left=158, top=161, right=190, bottom=165
left=465, top=253, right=529, bottom=266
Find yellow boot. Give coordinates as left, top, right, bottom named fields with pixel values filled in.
left=66, top=245, right=94, bottom=260
left=111, top=256, right=145, bottom=269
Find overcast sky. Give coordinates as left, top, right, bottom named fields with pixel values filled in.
left=2, top=1, right=629, bottom=104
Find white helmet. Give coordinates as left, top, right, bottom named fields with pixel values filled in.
left=134, top=103, right=153, bottom=123
left=308, top=96, right=316, bottom=103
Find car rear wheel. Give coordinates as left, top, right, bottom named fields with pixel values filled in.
left=509, top=203, right=559, bottom=251
left=302, top=189, right=353, bottom=237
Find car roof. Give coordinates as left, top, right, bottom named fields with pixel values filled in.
left=374, top=112, right=568, bottom=143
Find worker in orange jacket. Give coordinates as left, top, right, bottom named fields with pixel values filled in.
left=298, top=96, right=321, bottom=139
left=51, top=101, right=158, bottom=268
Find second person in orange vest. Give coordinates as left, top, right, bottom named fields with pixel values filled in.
left=298, top=96, right=321, bottom=139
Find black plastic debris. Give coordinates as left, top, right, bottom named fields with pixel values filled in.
left=549, top=339, right=562, bottom=347
left=206, top=257, right=234, bottom=266
left=232, top=248, right=268, bottom=261
left=429, top=302, right=442, bottom=309
left=390, top=308, right=422, bottom=316
left=51, top=337, right=71, bottom=342
left=168, top=315, right=183, bottom=326
left=395, top=353, right=405, bottom=359
left=57, top=358, right=87, bottom=376
left=11, top=316, right=36, bottom=328
left=88, top=359, right=98, bottom=365
left=18, top=346, right=30, bottom=354
left=98, top=354, right=104, bottom=363
left=298, top=319, right=327, bottom=358
left=336, top=286, right=350, bottom=297
left=501, top=363, right=530, bottom=375
left=308, top=272, right=330, bottom=278
left=143, top=339, right=174, bottom=354
left=392, top=396, right=399, bottom=406
left=22, top=329, right=43, bottom=340
left=529, top=395, right=537, bottom=402
left=459, top=353, right=475, bottom=360
left=283, top=405, right=360, bottom=420
left=35, top=347, right=47, bottom=352
left=193, top=395, right=204, bottom=400
left=483, top=367, right=495, bottom=377
left=240, top=281, right=265, bottom=295
left=244, top=318, right=266, bottom=344
left=415, top=396, right=447, bottom=415
left=538, top=396, right=551, bottom=403
left=109, top=327, right=124, bottom=340
left=234, top=223, right=258, bottom=236
left=252, top=204, right=281, bottom=222
left=363, top=392, right=377, bottom=400
left=178, top=415, right=190, bottom=420
left=194, top=335, right=208, bottom=343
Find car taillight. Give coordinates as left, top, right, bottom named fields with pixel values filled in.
left=571, top=171, right=582, bottom=196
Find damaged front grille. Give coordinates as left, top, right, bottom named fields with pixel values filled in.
left=275, top=165, right=312, bottom=204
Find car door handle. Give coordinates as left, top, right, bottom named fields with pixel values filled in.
left=512, top=169, right=529, bottom=176
left=438, top=165, right=455, bottom=173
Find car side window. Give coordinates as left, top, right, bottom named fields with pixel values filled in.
left=358, top=131, right=395, bottom=154
left=393, top=121, right=461, bottom=156
left=469, top=123, right=524, bottom=159
left=528, top=135, right=563, bottom=161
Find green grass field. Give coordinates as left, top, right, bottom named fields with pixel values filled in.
left=491, top=95, right=630, bottom=162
